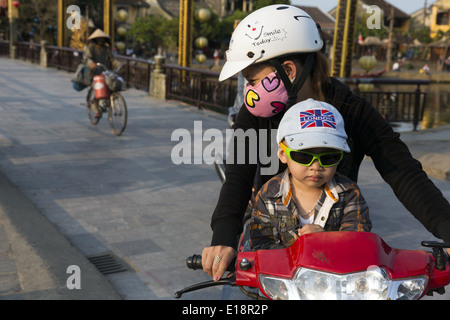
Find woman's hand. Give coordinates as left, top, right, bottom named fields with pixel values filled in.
left=202, top=246, right=237, bottom=282
left=298, top=224, right=325, bottom=236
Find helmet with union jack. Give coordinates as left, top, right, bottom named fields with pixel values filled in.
left=218, top=5, right=324, bottom=81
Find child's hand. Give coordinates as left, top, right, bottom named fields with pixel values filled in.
left=298, top=224, right=325, bottom=236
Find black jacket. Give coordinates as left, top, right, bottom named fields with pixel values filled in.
left=210, top=77, right=450, bottom=248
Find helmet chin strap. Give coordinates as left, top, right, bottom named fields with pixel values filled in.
left=269, top=53, right=315, bottom=108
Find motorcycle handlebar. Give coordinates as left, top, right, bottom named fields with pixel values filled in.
left=96, top=62, right=108, bottom=71
left=186, top=254, right=237, bottom=272
left=96, top=62, right=123, bottom=74
left=186, top=254, right=203, bottom=270
left=421, top=241, right=450, bottom=271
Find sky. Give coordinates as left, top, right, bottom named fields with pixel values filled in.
left=290, top=0, right=435, bottom=15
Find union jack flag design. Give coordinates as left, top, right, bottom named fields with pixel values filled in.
left=300, top=109, right=337, bottom=129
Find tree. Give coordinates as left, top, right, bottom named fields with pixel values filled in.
left=194, top=9, right=247, bottom=47
left=410, top=26, right=433, bottom=45
left=355, top=19, right=388, bottom=39
left=126, top=15, right=179, bottom=55
left=18, top=0, right=57, bottom=42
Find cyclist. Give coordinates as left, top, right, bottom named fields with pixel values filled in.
left=202, top=4, right=450, bottom=290
left=83, top=29, right=120, bottom=118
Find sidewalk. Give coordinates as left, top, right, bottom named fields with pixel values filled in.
left=0, top=170, right=121, bottom=299
left=0, top=57, right=227, bottom=300
left=0, top=57, right=449, bottom=300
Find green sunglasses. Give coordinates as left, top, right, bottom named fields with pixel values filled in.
left=280, top=142, right=344, bottom=168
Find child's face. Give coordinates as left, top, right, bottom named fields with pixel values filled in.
left=278, top=145, right=339, bottom=190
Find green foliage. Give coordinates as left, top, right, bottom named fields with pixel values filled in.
left=411, top=26, right=433, bottom=44
left=195, top=9, right=248, bottom=43
left=194, top=9, right=221, bottom=40
left=355, top=20, right=388, bottom=39
left=126, top=15, right=179, bottom=52
left=431, top=29, right=450, bottom=42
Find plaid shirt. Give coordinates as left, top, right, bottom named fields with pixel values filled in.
left=249, top=170, right=372, bottom=250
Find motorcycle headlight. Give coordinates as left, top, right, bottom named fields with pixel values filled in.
left=387, top=277, right=428, bottom=300
left=259, top=267, right=428, bottom=300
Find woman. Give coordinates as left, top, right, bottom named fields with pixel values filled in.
left=202, top=5, right=450, bottom=284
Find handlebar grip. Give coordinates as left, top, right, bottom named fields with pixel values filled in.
left=421, top=241, right=450, bottom=249
left=186, top=254, right=203, bottom=270
left=186, top=254, right=237, bottom=272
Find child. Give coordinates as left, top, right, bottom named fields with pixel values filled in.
left=249, top=99, right=372, bottom=250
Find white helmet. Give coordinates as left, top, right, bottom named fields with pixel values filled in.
left=219, top=5, right=323, bottom=81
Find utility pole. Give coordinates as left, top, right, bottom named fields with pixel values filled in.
left=423, top=0, right=427, bottom=27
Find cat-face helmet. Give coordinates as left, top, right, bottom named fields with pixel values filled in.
left=219, top=5, right=323, bottom=82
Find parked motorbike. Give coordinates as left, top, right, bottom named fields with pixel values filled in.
left=174, top=231, right=450, bottom=300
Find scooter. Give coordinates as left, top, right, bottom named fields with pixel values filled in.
left=202, top=74, right=450, bottom=300
left=174, top=231, right=450, bottom=300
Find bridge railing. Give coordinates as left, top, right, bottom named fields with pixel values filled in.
left=340, top=78, right=429, bottom=130
left=0, top=41, right=428, bottom=129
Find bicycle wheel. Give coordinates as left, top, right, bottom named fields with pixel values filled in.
left=86, top=87, right=100, bottom=125
left=108, top=92, right=128, bottom=136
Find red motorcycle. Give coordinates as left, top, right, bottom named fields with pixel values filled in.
left=175, top=232, right=450, bottom=300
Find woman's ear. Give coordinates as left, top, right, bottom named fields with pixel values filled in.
left=282, top=60, right=298, bottom=82
left=278, top=145, right=288, bottom=164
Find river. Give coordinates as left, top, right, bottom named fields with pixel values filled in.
left=421, top=83, right=450, bottom=129
left=371, top=82, right=450, bottom=132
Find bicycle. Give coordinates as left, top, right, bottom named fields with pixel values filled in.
left=86, top=63, right=128, bottom=136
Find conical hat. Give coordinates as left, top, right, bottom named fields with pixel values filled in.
left=88, top=29, right=110, bottom=41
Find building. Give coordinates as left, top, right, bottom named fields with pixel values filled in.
left=429, top=0, right=450, bottom=37
left=296, top=5, right=335, bottom=33
left=152, top=0, right=254, bottom=19
left=328, top=0, right=410, bottom=33
left=409, top=2, right=432, bottom=30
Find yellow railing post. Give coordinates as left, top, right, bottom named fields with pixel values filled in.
left=331, top=0, right=357, bottom=78
left=104, top=0, right=114, bottom=44
left=178, top=0, right=193, bottom=68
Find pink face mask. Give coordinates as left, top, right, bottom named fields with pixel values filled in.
left=244, top=71, right=288, bottom=118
